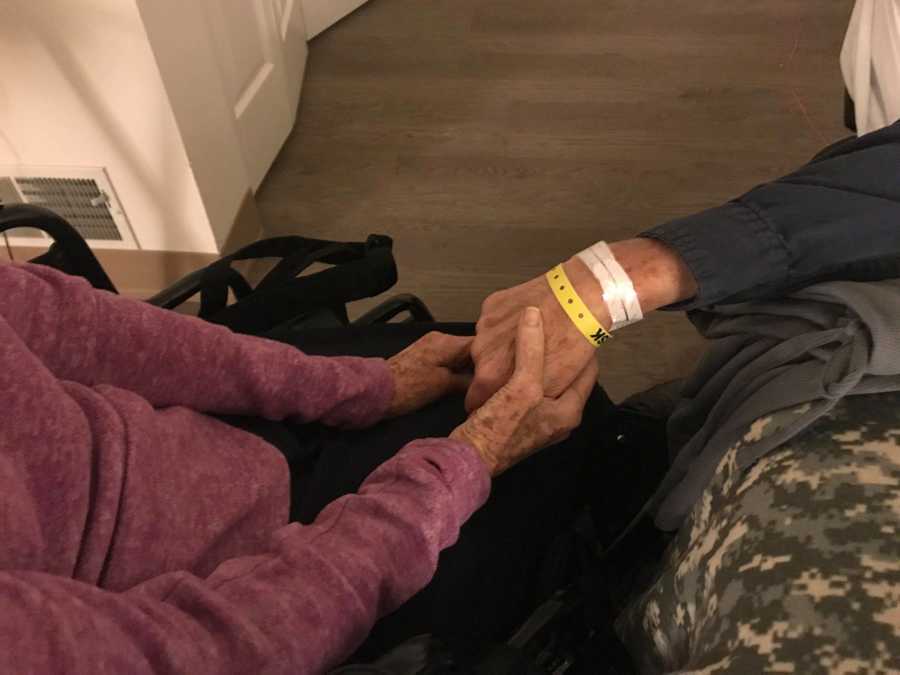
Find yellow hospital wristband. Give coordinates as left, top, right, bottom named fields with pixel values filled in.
left=546, top=264, right=612, bottom=347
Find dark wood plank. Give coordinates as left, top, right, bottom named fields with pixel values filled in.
left=257, top=0, right=852, bottom=399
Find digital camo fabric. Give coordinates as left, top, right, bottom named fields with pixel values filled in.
left=618, top=392, right=900, bottom=674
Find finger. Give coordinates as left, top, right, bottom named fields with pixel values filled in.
left=543, top=360, right=598, bottom=430
left=465, top=343, right=514, bottom=412
left=428, top=369, right=473, bottom=402
left=440, top=334, right=474, bottom=370
left=475, top=292, right=506, bottom=331
left=417, top=332, right=472, bottom=369
left=512, top=307, right=545, bottom=388
left=471, top=312, right=518, bottom=359
left=445, top=370, right=473, bottom=394
left=465, top=367, right=510, bottom=412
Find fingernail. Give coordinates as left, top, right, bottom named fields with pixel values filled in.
left=524, top=307, right=541, bottom=326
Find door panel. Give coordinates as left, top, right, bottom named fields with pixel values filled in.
left=274, top=0, right=307, bottom=113
left=220, top=2, right=270, bottom=104
left=204, top=0, right=306, bottom=190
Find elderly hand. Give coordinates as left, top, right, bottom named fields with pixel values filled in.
left=465, top=239, right=697, bottom=412
left=464, top=257, right=605, bottom=413
left=451, top=307, right=599, bottom=476
left=386, top=331, right=473, bottom=418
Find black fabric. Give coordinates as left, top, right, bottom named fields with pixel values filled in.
left=146, top=234, right=397, bottom=335
left=642, top=119, right=900, bottom=310
left=205, top=235, right=397, bottom=335
left=226, top=323, right=624, bottom=665
left=330, top=635, right=449, bottom=675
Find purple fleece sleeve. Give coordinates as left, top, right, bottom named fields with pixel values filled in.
left=0, top=263, right=394, bottom=427
left=0, top=439, right=491, bottom=674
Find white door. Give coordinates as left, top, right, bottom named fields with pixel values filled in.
left=204, top=0, right=308, bottom=190
left=273, top=0, right=308, bottom=112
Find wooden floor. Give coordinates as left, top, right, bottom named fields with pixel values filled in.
left=257, top=0, right=851, bottom=401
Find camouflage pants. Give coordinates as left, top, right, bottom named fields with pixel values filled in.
left=617, top=393, right=900, bottom=674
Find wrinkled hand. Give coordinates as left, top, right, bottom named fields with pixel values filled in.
left=465, top=258, right=606, bottom=412
left=386, top=332, right=473, bottom=418
left=466, top=240, right=698, bottom=412
left=451, top=307, right=598, bottom=476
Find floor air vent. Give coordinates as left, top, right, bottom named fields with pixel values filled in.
left=0, top=166, right=137, bottom=249
left=15, top=177, right=121, bottom=240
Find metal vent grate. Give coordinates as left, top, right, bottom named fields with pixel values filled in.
left=14, top=177, right=123, bottom=241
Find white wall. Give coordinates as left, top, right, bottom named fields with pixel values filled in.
left=136, top=0, right=259, bottom=247
left=0, top=0, right=218, bottom=253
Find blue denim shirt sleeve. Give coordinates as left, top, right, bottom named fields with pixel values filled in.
left=641, top=120, right=900, bottom=310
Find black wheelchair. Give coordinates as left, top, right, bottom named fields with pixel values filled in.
left=1, top=202, right=657, bottom=674
left=0, top=203, right=434, bottom=336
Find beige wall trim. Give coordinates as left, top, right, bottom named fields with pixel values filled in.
left=10, top=246, right=217, bottom=299
left=222, top=189, right=264, bottom=254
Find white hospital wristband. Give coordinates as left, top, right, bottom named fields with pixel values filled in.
left=576, top=248, right=627, bottom=328
left=576, top=241, right=643, bottom=330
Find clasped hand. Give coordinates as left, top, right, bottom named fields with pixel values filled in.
left=387, top=308, right=596, bottom=476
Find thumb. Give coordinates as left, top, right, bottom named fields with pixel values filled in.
left=433, top=334, right=474, bottom=370
left=512, top=307, right=545, bottom=389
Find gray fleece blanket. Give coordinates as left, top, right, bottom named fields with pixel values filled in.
left=654, top=279, right=900, bottom=531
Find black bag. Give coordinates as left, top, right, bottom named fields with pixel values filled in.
left=148, top=234, right=399, bottom=336
left=1, top=203, right=405, bottom=338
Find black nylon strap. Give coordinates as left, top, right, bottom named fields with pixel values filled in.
left=198, top=267, right=254, bottom=319
left=256, top=241, right=357, bottom=292
left=184, top=233, right=396, bottom=334
left=207, top=240, right=397, bottom=334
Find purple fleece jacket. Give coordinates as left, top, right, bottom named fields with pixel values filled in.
left=0, top=263, right=490, bottom=674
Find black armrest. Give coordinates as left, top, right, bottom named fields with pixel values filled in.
left=353, top=294, right=435, bottom=325
left=145, top=267, right=210, bottom=309
left=0, top=204, right=116, bottom=293
left=146, top=266, right=253, bottom=311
